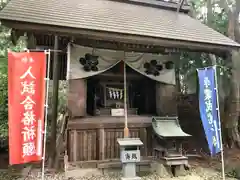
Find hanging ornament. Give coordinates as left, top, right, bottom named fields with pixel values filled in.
left=85, top=53, right=92, bottom=60
left=78, top=53, right=99, bottom=72
left=144, top=62, right=150, bottom=69
left=156, top=64, right=163, bottom=71
left=165, top=61, right=174, bottom=69
left=143, top=60, right=162, bottom=76
left=107, top=87, right=124, bottom=100
left=83, top=64, right=91, bottom=72
left=153, top=71, right=160, bottom=76
left=150, top=59, right=157, bottom=66
left=91, top=66, right=98, bottom=71
left=79, top=57, right=86, bottom=65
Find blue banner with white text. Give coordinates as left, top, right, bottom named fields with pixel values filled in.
left=197, top=67, right=221, bottom=155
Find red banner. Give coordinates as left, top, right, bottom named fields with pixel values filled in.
left=8, top=52, right=46, bottom=165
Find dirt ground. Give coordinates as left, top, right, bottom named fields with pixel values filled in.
left=0, top=148, right=240, bottom=180
left=0, top=167, right=236, bottom=180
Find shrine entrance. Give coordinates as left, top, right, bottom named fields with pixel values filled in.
left=86, top=62, right=157, bottom=117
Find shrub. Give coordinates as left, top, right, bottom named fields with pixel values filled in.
left=0, top=71, right=8, bottom=139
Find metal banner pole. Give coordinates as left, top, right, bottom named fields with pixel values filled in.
left=213, top=65, right=225, bottom=180
left=41, top=50, right=51, bottom=180
left=123, top=61, right=129, bottom=138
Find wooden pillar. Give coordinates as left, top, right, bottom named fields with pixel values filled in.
left=49, top=35, right=60, bottom=167
left=174, top=54, right=181, bottom=114
left=26, top=32, right=36, bottom=49
left=98, top=128, right=105, bottom=160
left=73, top=130, right=78, bottom=162
left=174, top=54, right=181, bottom=93
left=140, top=127, right=148, bottom=157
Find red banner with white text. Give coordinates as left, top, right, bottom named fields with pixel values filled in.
left=8, top=52, right=46, bottom=165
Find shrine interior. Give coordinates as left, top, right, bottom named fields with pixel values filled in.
left=86, top=62, right=157, bottom=117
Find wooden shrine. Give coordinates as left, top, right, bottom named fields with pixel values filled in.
left=0, top=0, right=239, bottom=171
left=152, top=116, right=190, bottom=176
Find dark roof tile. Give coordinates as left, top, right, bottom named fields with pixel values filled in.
left=0, top=0, right=239, bottom=48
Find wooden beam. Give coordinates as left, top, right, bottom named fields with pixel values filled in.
left=2, top=20, right=237, bottom=53
left=67, top=121, right=152, bottom=130
left=49, top=35, right=60, bottom=168
left=33, top=34, right=228, bottom=56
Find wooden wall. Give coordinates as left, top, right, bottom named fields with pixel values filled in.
left=156, top=82, right=177, bottom=116
left=67, top=125, right=153, bottom=162
left=68, top=79, right=87, bottom=117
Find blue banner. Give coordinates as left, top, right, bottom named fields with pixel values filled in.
left=197, top=67, right=221, bottom=155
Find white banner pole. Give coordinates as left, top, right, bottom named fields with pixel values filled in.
left=41, top=50, right=51, bottom=180
left=213, top=65, right=225, bottom=180
left=123, top=60, right=129, bottom=138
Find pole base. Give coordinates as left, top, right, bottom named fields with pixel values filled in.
left=124, top=127, right=129, bottom=138
left=121, top=177, right=141, bottom=180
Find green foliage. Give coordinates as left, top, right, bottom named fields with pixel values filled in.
left=0, top=1, right=25, bottom=57
left=0, top=57, right=8, bottom=138
left=48, top=80, right=67, bottom=115
left=180, top=0, right=231, bottom=96
left=0, top=0, right=25, bottom=140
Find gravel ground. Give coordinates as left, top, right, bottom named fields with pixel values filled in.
left=0, top=167, right=237, bottom=180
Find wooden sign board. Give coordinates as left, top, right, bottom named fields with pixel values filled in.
left=111, top=108, right=125, bottom=116
left=120, top=150, right=141, bottom=163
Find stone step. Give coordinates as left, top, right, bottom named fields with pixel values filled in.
left=97, top=159, right=151, bottom=169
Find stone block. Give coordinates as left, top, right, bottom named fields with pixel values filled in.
left=151, top=161, right=171, bottom=178
left=174, top=165, right=187, bottom=177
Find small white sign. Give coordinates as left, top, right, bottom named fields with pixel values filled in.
left=111, top=108, right=125, bottom=116
left=121, top=150, right=141, bottom=163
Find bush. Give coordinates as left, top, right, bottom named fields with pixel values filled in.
left=0, top=71, right=8, bottom=139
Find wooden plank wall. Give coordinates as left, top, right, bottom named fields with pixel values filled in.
left=68, top=79, right=87, bottom=117
left=156, top=82, right=177, bottom=116
left=67, top=127, right=152, bottom=162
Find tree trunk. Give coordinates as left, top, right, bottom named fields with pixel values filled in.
left=208, top=0, right=240, bottom=148
left=223, top=2, right=240, bottom=148
left=225, top=50, right=240, bottom=148
left=48, top=35, right=60, bottom=168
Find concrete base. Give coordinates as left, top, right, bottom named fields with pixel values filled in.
left=151, top=161, right=172, bottom=178
left=121, top=177, right=141, bottom=180
left=175, top=165, right=187, bottom=177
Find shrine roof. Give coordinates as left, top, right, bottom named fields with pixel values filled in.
left=0, top=0, right=239, bottom=51
left=152, top=117, right=191, bottom=137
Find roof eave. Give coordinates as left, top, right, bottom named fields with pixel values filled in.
left=1, top=19, right=238, bottom=54
left=111, top=0, right=190, bottom=13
